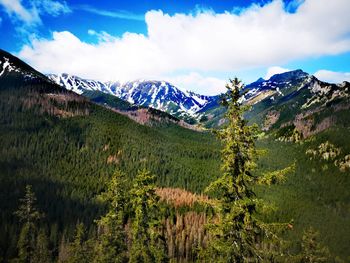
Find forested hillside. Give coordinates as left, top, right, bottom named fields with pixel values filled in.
left=0, top=50, right=350, bottom=262
left=0, top=50, right=222, bottom=261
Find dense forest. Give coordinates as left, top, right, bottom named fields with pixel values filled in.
left=1, top=52, right=350, bottom=262
left=0, top=82, right=221, bottom=261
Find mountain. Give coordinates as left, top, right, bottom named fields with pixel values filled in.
left=0, top=49, right=51, bottom=85
left=49, top=70, right=350, bottom=130
left=1, top=49, right=350, bottom=261
left=201, top=69, right=350, bottom=129
left=0, top=49, right=221, bottom=260
left=83, top=90, right=202, bottom=131
left=244, top=69, right=350, bottom=135
left=48, top=73, right=216, bottom=122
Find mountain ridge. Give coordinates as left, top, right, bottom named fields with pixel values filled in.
left=1, top=49, right=350, bottom=261
left=47, top=73, right=216, bottom=122
left=48, top=69, right=349, bottom=125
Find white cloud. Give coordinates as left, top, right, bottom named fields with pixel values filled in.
left=0, top=0, right=40, bottom=24
left=77, top=5, right=143, bottom=21
left=19, top=31, right=168, bottom=82
left=35, top=0, right=71, bottom=17
left=87, top=29, right=116, bottom=42
left=0, top=0, right=70, bottom=26
left=167, top=73, right=227, bottom=95
left=265, top=66, right=290, bottom=79
left=18, top=0, right=350, bottom=94
left=314, top=70, right=350, bottom=83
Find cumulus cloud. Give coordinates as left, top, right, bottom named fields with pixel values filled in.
left=265, top=66, right=291, bottom=79
left=18, top=0, right=350, bottom=94
left=0, top=0, right=71, bottom=26
left=314, top=70, right=350, bottom=83
left=167, top=73, right=227, bottom=95
left=19, top=31, right=168, bottom=82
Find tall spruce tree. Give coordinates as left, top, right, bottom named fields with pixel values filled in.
left=129, top=169, right=167, bottom=263
left=32, top=228, right=51, bottom=263
left=94, top=170, right=129, bottom=263
left=14, top=185, right=43, bottom=263
left=68, top=222, right=93, bottom=263
left=202, top=78, right=293, bottom=262
left=299, top=227, right=331, bottom=263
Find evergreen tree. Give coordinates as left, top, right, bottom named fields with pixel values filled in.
left=58, top=235, right=70, bottom=263
left=202, top=78, right=292, bottom=262
left=299, top=227, right=331, bottom=263
left=14, top=185, right=43, bottom=263
left=94, top=170, right=129, bottom=263
left=67, top=222, right=93, bottom=263
left=32, top=228, right=51, bottom=263
left=129, top=169, right=167, bottom=263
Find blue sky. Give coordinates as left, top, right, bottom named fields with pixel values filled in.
left=0, top=0, right=350, bottom=94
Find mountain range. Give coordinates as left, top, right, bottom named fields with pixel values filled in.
left=2, top=48, right=349, bottom=133
left=1, top=48, right=350, bottom=261
left=47, top=73, right=217, bottom=122
left=47, top=69, right=350, bottom=129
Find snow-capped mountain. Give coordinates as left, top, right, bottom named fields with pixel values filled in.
left=47, top=73, right=113, bottom=95
left=238, top=69, right=349, bottom=107
left=48, top=73, right=216, bottom=117
left=0, top=49, right=49, bottom=83
left=240, top=69, right=312, bottom=102
left=48, top=70, right=350, bottom=126
left=198, top=69, right=350, bottom=128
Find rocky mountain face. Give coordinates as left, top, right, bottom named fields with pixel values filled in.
left=198, top=69, right=350, bottom=132
left=241, top=70, right=350, bottom=141
left=48, top=73, right=216, bottom=121
left=2, top=49, right=349, bottom=136
left=83, top=90, right=202, bottom=131
left=241, top=69, right=349, bottom=108
left=0, top=50, right=203, bottom=129
left=48, top=69, right=350, bottom=131
left=0, top=49, right=50, bottom=85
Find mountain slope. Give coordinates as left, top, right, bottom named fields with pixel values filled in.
left=0, top=50, right=221, bottom=260
left=1, top=50, right=350, bottom=261
left=48, top=73, right=216, bottom=121
left=49, top=70, right=350, bottom=131
left=83, top=90, right=201, bottom=130
left=0, top=49, right=51, bottom=85
left=201, top=70, right=350, bottom=130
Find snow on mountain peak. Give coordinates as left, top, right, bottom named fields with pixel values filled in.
left=48, top=74, right=216, bottom=117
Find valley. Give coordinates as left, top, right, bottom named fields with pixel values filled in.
left=0, top=49, right=350, bottom=262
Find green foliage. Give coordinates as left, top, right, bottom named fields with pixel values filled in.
left=83, top=90, right=136, bottom=111
left=14, top=185, right=43, bottom=263
left=94, top=171, right=129, bottom=263
left=299, top=227, right=331, bottom=263
left=33, top=228, right=51, bottom=263
left=0, top=84, right=220, bottom=260
left=1, top=75, right=350, bottom=262
left=202, top=78, right=291, bottom=262
left=93, top=169, right=167, bottom=263
left=16, top=224, right=36, bottom=263
left=14, top=185, right=43, bottom=225
left=129, top=170, right=167, bottom=263
left=255, top=129, right=350, bottom=260
left=67, top=223, right=94, bottom=263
